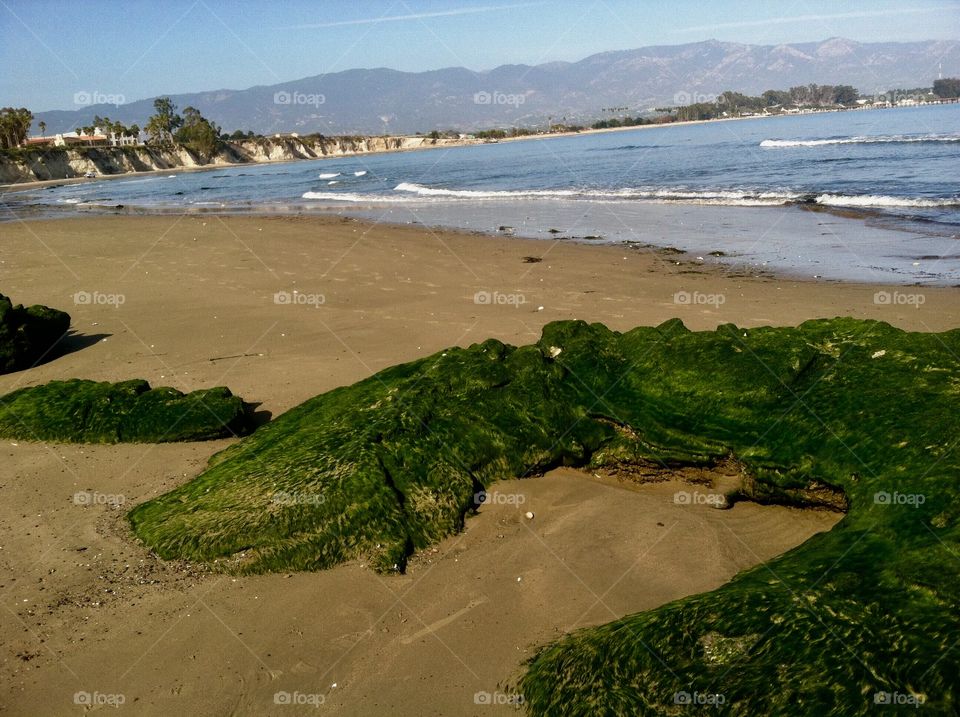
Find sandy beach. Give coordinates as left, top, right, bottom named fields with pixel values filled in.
left=2, top=214, right=958, bottom=715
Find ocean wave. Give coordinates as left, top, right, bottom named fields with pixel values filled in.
left=393, top=182, right=798, bottom=204
left=761, top=134, right=960, bottom=148
left=814, top=194, right=960, bottom=208
left=354, top=170, right=367, bottom=176
left=394, top=182, right=581, bottom=199
left=301, top=191, right=415, bottom=203
left=304, top=183, right=959, bottom=211
left=318, top=172, right=340, bottom=179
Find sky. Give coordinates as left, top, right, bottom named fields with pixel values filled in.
left=2, top=0, right=959, bottom=111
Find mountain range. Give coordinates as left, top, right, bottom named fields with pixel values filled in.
left=33, top=37, right=960, bottom=136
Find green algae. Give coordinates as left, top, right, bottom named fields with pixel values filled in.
left=0, top=379, right=251, bottom=443
left=127, top=317, right=960, bottom=714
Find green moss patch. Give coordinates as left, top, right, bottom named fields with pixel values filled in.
left=128, top=318, right=959, bottom=713
left=0, top=379, right=251, bottom=443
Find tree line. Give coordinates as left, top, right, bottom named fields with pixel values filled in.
left=0, top=108, right=33, bottom=149
left=594, top=79, right=959, bottom=128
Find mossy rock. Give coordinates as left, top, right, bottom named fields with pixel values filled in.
left=0, top=378, right=251, bottom=443
left=0, top=293, right=71, bottom=373
left=128, top=318, right=960, bottom=714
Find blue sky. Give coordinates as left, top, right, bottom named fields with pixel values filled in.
left=2, top=0, right=958, bottom=111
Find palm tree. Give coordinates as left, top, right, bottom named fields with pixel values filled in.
left=38, top=120, right=46, bottom=137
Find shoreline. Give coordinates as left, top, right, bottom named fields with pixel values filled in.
left=3, top=201, right=957, bottom=287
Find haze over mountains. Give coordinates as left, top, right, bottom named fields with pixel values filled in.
left=33, top=37, right=960, bottom=136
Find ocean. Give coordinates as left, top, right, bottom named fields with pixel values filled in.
left=5, top=103, right=960, bottom=285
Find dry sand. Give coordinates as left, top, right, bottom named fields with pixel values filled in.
left=1, top=215, right=956, bottom=715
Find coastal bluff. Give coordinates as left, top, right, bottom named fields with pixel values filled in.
left=0, top=134, right=474, bottom=183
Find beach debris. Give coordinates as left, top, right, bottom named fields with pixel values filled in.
left=522, top=256, right=543, bottom=263
left=524, top=511, right=535, bottom=520
left=536, top=306, right=544, bottom=312
left=548, top=346, right=562, bottom=359
left=498, top=225, right=515, bottom=234
left=872, top=350, right=887, bottom=359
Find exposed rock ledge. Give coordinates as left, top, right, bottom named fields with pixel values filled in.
left=0, top=135, right=476, bottom=184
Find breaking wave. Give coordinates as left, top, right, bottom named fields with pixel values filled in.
left=761, top=134, right=960, bottom=148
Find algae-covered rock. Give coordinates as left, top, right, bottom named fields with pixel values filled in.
left=128, top=318, right=960, bottom=714
left=0, top=379, right=251, bottom=443
left=0, top=293, right=71, bottom=373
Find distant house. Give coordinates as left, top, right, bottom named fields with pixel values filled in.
left=55, top=132, right=109, bottom=147
left=22, top=129, right=143, bottom=149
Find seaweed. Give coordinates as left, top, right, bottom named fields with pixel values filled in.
left=0, top=379, right=251, bottom=443
left=127, top=318, right=960, bottom=714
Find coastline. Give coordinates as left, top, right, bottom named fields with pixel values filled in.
left=0, top=136, right=479, bottom=191
left=3, top=101, right=919, bottom=192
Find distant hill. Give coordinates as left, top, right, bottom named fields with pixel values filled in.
left=33, top=37, right=960, bottom=135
